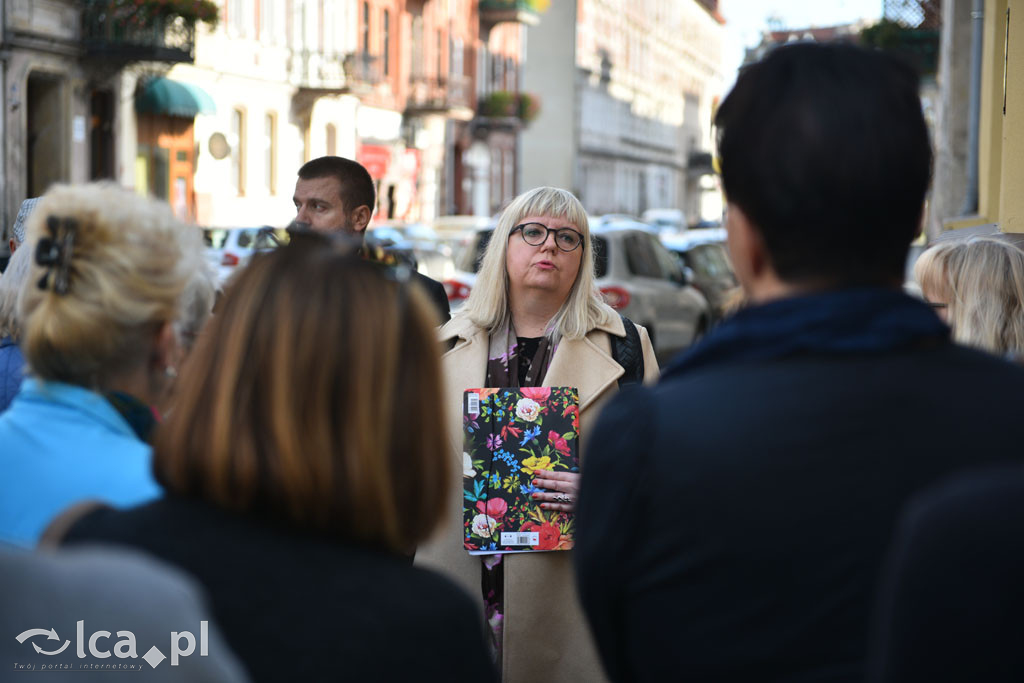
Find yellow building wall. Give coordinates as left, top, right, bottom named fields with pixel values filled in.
left=997, top=0, right=1024, bottom=232
left=978, top=0, right=1007, bottom=221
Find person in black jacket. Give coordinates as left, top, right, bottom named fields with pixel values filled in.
left=574, top=42, right=1024, bottom=683
left=60, top=238, right=494, bottom=682
left=867, top=466, right=1024, bottom=683
left=292, top=155, right=450, bottom=322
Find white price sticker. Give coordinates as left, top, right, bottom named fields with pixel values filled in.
left=500, top=532, right=539, bottom=546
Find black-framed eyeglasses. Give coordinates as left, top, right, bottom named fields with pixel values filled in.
left=511, top=223, right=584, bottom=252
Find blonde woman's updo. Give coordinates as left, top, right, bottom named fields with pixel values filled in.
left=19, top=183, right=201, bottom=388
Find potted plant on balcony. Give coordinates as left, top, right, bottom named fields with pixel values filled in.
left=480, top=90, right=519, bottom=118
left=479, top=91, right=541, bottom=126
left=479, top=0, right=551, bottom=12
left=517, top=92, right=540, bottom=124
left=106, top=0, right=220, bottom=30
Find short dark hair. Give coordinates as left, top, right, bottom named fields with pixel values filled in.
left=715, top=43, right=933, bottom=286
left=297, top=156, right=376, bottom=215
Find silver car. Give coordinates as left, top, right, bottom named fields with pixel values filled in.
left=592, top=221, right=710, bottom=359
left=445, top=220, right=710, bottom=361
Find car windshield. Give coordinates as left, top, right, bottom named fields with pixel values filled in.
left=202, top=228, right=228, bottom=249
left=456, top=230, right=493, bottom=273
left=685, top=244, right=732, bottom=278
left=593, top=236, right=608, bottom=279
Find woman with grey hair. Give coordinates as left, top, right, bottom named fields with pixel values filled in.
left=416, top=186, right=658, bottom=682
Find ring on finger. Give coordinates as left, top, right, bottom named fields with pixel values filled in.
left=553, top=494, right=572, bottom=503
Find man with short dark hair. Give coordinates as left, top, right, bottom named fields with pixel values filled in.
left=293, top=156, right=450, bottom=322
left=575, top=43, right=1024, bottom=682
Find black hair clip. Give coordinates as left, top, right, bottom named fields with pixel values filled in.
left=35, top=215, right=77, bottom=295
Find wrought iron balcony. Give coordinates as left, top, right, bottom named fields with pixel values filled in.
left=344, top=52, right=384, bottom=88
left=81, top=0, right=195, bottom=63
left=406, top=75, right=474, bottom=120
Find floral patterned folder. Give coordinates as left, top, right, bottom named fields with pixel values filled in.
left=462, top=386, right=580, bottom=555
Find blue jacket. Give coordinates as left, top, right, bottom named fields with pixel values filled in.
left=0, top=336, right=25, bottom=414
left=0, top=379, right=161, bottom=547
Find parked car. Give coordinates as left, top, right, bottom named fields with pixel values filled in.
left=445, top=220, right=711, bottom=361
left=368, top=222, right=456, bottom=281
left=661, top=228, right=738, bottom=322
left=641, top=208, right=687, bottom=234
left=202, top=226, right=285, bottom=285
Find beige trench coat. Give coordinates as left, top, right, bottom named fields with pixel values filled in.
left=415, top=312, right=659, bottom=683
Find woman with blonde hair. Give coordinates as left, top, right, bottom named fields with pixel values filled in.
left=913, top=240, right=966, bottom=323
left=0, top=198, right=41, bottom=413
left=0, top=183, right=201, bottom=547
left=0, top=239, right=33, bottom=413
left=915, top=237, right=1024, bottom=355
left=60, top=235, right=495, bottom=681
left=416, top=186, right=659, bottom=682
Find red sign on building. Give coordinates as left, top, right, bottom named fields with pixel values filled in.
left=357, top=145, right=392, bottom=179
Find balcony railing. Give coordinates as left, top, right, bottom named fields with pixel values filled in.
left=291, top=50, right=348, bottom=90
left=406, top=75, right=474, bottom=118
left=344, top=52, right=384, bottom=87
left=81, top=0, right=196, bottom=63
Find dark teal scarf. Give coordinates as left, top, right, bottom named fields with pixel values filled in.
left=104, top=391, right=160, bottom=444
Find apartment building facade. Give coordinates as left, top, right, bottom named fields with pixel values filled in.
left=521, top=0, right=725, bottom=223
left=1, top=0, right=539, bottom=239
left=174, top=0, right=539, bottom=225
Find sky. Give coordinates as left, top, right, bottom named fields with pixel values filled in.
left=718, top=0, right=885, bottom=90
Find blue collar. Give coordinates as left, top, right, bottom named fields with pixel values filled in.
left=663, top=287, right=950, bottom=379
left=16, top=378, right=140, bottom=440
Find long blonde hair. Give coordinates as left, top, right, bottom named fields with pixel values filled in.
left=462, top=186, right=615, bottom=339
left=914, top=241, right=965, bottom=307
left=0, top=242, right=32, bottom=339
left=948, top=238, right=1024, bottom=354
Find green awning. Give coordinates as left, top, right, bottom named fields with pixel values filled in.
left=135, top=77, right=216, bottom=118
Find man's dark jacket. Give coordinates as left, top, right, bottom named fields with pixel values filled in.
left=412, top=271, right=451, bottom=324
left=867, top=465, right=1024, bottom=683
left=575, top=289, right=1024, bottom=682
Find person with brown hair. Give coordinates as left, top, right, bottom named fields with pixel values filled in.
left=60, top=235, right=495, bottom=682
left=293, top=155, right=451, bottom=322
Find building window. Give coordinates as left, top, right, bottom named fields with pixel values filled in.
left=229, top=0, right=252, bottom=37
left=362, top=2, right=370, bottom=53
left=326, top=123, right=337, bottom=156
left=231, top=108, right=246, bottom=196
left=503, top=148, right=514, bottom=201
left=506, top=57, right=516, bottom=91
left=411, top=16, right=424, bottom=79
left=450, top=36, right=463, bottom=77
left=264, top=112, right=277, bottom=194
left=436, top=30, right=443, bottom=80
left=383, top=10, right=391, bottom=76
